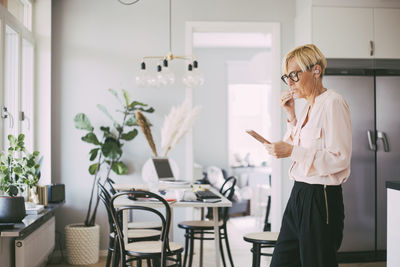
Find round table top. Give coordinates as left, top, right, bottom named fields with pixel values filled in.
left=243, top=231, right=279, bottom=244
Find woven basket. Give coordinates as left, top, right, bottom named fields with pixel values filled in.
left=65, top=223, right=100, bottom=265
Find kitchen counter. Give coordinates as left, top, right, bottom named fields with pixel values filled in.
left=387, top=181, right=400, bottom=267
left=386, top=181, right=400, bottom=191
left=0, top=203, right=59, bottom=238
left=0, top=203, right=63, bottom=267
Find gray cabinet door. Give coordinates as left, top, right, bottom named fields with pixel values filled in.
left=324, top=76, right=375, bottom=251
left=376, top=76, right=400, bottom=250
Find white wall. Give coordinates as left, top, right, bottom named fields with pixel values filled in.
left=51, top=0, right=296, bottom=250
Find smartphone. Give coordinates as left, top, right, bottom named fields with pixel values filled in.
left=245, top=130, right=271, bottom=144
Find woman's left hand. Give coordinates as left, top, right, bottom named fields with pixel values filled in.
left=264, top=141, right=293, bottom=158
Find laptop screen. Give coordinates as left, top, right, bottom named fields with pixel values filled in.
left=152, top=158, right=174, bottom=180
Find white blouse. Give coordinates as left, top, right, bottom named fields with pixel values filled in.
left=284, top=89, right=352, bottom=185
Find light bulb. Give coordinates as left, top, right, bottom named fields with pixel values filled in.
left=182, top=64, right=196, bottom=88
left=135, top=62, right=150, bottom=87
left=155, top=64, right=168, bottom=87
left=162, top=59, right=175, bottom=85
left=147, top=72, right=158, bottom=87
left=192, top=61, right=204, bottom=86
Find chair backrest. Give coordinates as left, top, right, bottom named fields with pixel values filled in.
left=109, top=190, right=172, bottom=267
left=219, top=176, right=237, bottom=223
left=105, top=178, right=117, bottom=195
left=98, top=182, right=116, bottom=234
left=206, top=176, right=237, bottom=223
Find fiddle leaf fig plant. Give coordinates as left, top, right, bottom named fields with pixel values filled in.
left=74, top=88, right=154, bottom=227
left=0, top=134, right=42, bottom=197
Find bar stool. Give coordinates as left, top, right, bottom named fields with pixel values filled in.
left=243, top=232, right=279, bottom=267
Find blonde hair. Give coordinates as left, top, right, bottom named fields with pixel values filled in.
left=282, top=44, right=327, bottom=78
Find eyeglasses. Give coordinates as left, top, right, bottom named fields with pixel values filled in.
left=281, top=64, right=316, bottom=85
left=281, top=70, right=303, bottom=85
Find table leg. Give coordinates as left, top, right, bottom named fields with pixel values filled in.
left=200, top=208, right=204, bottom=267
left=213, top=207, right=221, bottom=267
left=170, top=207, right=174, bottom=240
left=123, top=209, right=128, bottom=246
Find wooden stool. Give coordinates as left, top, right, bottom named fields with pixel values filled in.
left=243, top=232, right=279, bottom=267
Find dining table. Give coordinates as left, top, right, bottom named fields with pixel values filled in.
left=113, top=183, right=232, bottom=267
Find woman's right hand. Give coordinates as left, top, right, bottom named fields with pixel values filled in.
left=280, top=90, right=296, bottom=121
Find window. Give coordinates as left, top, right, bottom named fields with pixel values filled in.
left=22, top=38, right=34, bottom=151
left=0, top=0, right=35, bottom=150
left=2, top=0, right=32, bottom=30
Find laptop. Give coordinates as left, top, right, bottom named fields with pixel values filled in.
left=152, top=158, right=175, bottom=181
left=151, top=158, right=190, bottom=185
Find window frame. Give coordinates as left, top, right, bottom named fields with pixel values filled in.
left=0, top=0, right=35, bottom=151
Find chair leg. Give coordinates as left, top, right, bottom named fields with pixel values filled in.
left=112, top=242, right=119, bottom=267
left=183, top=230, right=189, bottom=267
left=177, top=251, right=182, bottom=267
left=147, top=258, right=152, bottom=267
left=137, top=258, right=142, bottom=267
left=223, top=226, right=235, bottom=267
left=219, top=229, right=227, bottom=267
left=106, top=238, right=113, bottom=267
left=153, top=256, right=161, bottom=267
left=188, top=230, right=195, bottom=267
left=252, top=243, right=261, bottom=267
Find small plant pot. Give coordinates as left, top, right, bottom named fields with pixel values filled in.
left=65, top=223, right=100, bottom=265
left=0, top=196, right=26, bottom=223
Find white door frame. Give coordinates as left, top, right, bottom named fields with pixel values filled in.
left=184, top=21, right=283, bottom=231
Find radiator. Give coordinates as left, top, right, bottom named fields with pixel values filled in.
left=15, top=216, right=55, bottom=267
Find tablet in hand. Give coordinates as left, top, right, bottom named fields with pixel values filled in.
left=245, top=130, right=271, bottom=144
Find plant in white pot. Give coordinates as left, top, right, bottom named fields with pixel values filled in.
left=0, top=134, right=41, bottom=223
left=66, top=89, right=154, bottom=265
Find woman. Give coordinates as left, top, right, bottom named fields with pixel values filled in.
left=265, top=44, right=352, bottom=267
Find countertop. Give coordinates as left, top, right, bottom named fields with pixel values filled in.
left=386, top=181, right=400, bottom=191
left=0, top=202, right=63, bottom=238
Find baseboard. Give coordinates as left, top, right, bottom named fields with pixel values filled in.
left=46, top=249, right=108, bottom=264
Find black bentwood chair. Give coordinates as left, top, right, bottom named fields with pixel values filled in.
left=178, top=176, right=237, bottom=267
left=110, top=190, right=183, bottom=267
left=106, top=178, right=163, bottom=231
left=98, top=183, right=161, bottom=267
left=243, top=231, right=278, bottom=267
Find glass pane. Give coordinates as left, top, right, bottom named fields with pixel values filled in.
left=2, top=0, right=32, bottom=30
left=7, top=0, right=24, bottom=23
left=4, top=25, right=20, bottom=145
left=23, top=0, right=31, bottom=31
left=22, top=38, right=33, bottom=151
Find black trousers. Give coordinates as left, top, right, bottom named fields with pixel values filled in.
left=270, top=181, right=344, bottom=267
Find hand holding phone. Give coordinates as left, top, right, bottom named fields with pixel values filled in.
left=245, top=130, right=271, bottom=144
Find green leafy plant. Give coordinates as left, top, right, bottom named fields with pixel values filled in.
left=74, top=89, right=154, bottom=227
left=0, top=134, right=41, bottom=197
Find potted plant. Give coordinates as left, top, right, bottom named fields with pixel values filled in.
left=66, top=89, right=154, bottom=265
left=0, top=134, right=41, bottom=223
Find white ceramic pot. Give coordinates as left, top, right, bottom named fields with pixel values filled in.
left=65, top=223, right=100, bottom=265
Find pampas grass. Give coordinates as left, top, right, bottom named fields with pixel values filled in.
left=161, top=98, right=201, bottom=157
left=135, top=110, right=158, bottom=157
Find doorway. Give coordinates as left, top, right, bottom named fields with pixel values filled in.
left=184, top=22, right=282, bottom=233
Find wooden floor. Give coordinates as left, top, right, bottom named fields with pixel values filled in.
left=47, top=216, right=386, bottom=267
